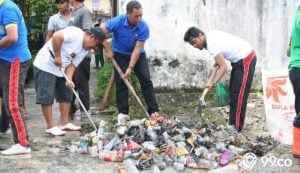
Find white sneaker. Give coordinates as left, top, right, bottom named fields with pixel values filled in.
left=116, top=113, right=130, bottom=126
left=60, top=123, right=81, bottom=131
left=1, top=144, right=31, bottom=155
left=74, top=110, right=81, bottom=121
left=0, top=127, right=12, bottom=136
left=46, top=126, right=66, bottom=136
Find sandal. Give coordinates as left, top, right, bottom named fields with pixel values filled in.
left=60, top=123, right=81, bottom=131
left=46, top=126, right=66, bottom=136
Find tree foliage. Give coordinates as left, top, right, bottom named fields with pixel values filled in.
left=14, top=0, right=56, bottom=54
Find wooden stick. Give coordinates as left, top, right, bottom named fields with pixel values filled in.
left=99, top=70, right=115, bottom=111
left=111, top=58, right=150, bottom=118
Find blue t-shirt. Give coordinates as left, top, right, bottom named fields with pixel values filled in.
left=105, top=14, right=149, bottom=55
left=0, top=0, right=31, bottom=63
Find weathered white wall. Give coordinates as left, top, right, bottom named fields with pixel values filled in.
left=119, top=0, right=300, bottom=89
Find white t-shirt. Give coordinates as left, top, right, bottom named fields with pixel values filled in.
left=206, top=30, right=253, bottom=63
left=34, top=26, right=88, bottom=77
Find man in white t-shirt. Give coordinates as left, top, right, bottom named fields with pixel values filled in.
left=33, top=26, right=106, bottom=136
left=184, top=26, right=257, bottom=132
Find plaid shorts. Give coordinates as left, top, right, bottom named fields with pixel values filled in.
left=34, top=67, right=72, bottom=104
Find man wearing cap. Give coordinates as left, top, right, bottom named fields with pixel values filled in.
left=33, top=26, right=106, bottom=136
left=45, top=0, right=70, bottom=42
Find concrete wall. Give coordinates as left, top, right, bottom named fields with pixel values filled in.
left=118, top=0, right=300, bottom=89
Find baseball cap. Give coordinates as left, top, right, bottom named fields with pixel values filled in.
left=90, top=27, right=106, bottom=43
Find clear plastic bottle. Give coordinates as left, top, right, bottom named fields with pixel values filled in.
left=97, top=120, right=107, bottom=139
left=104, top=135, right=121, bottom=150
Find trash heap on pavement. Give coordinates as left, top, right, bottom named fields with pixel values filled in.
left=49, top=113, right=279, bottom=172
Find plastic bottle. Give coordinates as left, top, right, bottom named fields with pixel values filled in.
left=97, top=120, right=107, bottom=139
left=173, top=162, right=185, bottom=172
left=163, top=154, right=174, bottom=166
left=99, top=150, right=119, bottom=162
left=104, top=135, right=121, bottom=150
left=146, top=126, right=157, bottom=141
left=123, top=159, right=139, bottom=173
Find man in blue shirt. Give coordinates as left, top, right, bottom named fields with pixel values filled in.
left=101, top=1, right=160, bottom=118
left=0, top=0, right=31, bottom=155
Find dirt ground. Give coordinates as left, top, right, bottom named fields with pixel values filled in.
left=0, top=63, right=300, bottom=173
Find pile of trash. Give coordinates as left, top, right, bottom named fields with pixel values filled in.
left=48, top=113, right=279, bottom=172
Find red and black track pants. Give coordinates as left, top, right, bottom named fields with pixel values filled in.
left=229, top=50, right=257, bottom=132
left=0, top=58, right=30, bottom=147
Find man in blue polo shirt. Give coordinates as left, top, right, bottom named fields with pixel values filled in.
left=0, top=0, right=31, bottom=155
left=101, top=1, right=160, bottom=119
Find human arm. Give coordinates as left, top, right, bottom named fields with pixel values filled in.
left=205, top=53, right=227, bottom=90
left=64, top=63, right=76, bottom=89
left=45, top=31, right=54, bottom=42
left=124, top=41, right=145, bottom=79
left=100, top=24, right=114, bottom=60
left=0, top=24, right=18, bottom=48
left=51, top=31, right=64, bottom=67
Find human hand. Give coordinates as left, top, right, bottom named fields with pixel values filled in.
left=104, top=50, right=114, bottom=62
left=124, top=68, right=132, bottom=80
left=54, top=57, right=62, bottom=67
left=205, top=82, right=216, bottom=92
left=65, top=80, right=75, bottom=89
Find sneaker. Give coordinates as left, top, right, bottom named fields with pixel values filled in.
left=46, top=126, right=66, bottom=136
left=116, top=113, right=130, bottom=126
left=1, top=144, right=31, bottom=155
left=24, top=112, right=30, bottom=120
left=80, top=110, right=91, bottom=118
left=74, top=110, right=81, bottom=121
left=60, top=123, right=81, bottom=131
left=0, top=127, right=12, bottom=136
left=150, top=112, right=165, bottom=123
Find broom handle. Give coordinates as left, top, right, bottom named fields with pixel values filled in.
left=200, top=67, right=218, bottom=101
left=111, top=58, right=150, bottom=118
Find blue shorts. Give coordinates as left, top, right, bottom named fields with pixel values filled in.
left=34, top=67, right=72, bottom=104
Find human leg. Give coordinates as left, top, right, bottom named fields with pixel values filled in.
left=134, top=53, right=159, bottom=114
left=0, top=58, right=30, bottom=147
left=55, top=77, right=80, bottom=131
left=34, top=67, right=65, bottom=136
left=73, top=57, right=91, bottom=114
left=289, top=68, right=300, bottom=157
left=114, top=53, right=130, bottom=114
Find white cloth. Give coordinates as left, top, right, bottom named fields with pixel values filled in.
left=206, top=30, right=253, bottom=63
left=34, top=26, right=88, bottom=77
